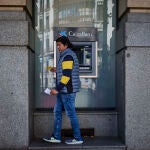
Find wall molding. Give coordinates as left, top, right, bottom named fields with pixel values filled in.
left=118, top=0, right=150, bottom=18
left=0, top=0, right=32, bottom=16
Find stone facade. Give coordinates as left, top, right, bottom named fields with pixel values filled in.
left=0, top=1, right=34, bottom=149
left=117, top=0, right=150, bottom=150
left=34, top=111, right=118, bottom=138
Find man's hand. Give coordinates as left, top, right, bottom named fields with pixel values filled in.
left=50, top=89, right=58, bottom=95
left=50, top=67, right=56, bottom=73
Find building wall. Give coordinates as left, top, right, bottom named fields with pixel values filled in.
left=117, top=1, right=150, bottom=149
left=0, top=1, right=34, bottom=149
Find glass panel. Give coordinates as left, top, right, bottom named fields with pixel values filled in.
left=34, top=0, right=116, bottom=109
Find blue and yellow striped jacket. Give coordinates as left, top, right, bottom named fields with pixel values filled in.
left=56, top=48, right=80, bottom=93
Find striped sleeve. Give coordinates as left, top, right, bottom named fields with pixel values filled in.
left=56, top=55, right=73, bottom=91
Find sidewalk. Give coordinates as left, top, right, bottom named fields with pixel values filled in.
left=29, top=136, right=126, bottom=150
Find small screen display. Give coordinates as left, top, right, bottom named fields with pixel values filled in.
left=72, top=42, right=92, bottom=72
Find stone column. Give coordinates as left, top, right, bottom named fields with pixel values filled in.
left=117, top=0, right=150, bottom=150
left=0, top=1, right=34, bottom=149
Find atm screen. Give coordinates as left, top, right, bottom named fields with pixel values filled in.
left=72, top=42, right=92, bottom=73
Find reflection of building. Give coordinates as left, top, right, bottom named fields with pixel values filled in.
left=35, top=0, right=105, bottom=90
left=54, top=0, right=94, bottom=27
left=54, top=0, right=103, bottom=29
left=36, top=0, right=55, bottom=89
left=36, top=0, right=114, bottom=91
left=35, top=0, right=115, bottom=103
left=54, top=0, right=104, bottom=90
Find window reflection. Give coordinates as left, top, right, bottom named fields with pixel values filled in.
left=35, top=0, right=116, bottom=108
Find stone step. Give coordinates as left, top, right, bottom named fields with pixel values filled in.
left=29, top=137, right=126, bottom=150
left=34, top=110, right=118, bottom=137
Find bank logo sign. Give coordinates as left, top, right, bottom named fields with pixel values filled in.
left=54, top=27, right=97, bottom=41
left=68, top=31, right=93, bottom=37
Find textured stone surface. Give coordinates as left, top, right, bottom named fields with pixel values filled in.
left=0, top=21, right=28, bottom=45
left=0, top=2, right=34, bottom=149
left=128, top=13, right=150, bottom=23
left=118, top=0, right=150, bottom=18
left=126, top=22, right=150, bottom=47
left=0, top=0, right=32, bottom=16
left=0, top=11, right=26, bottom=20
left=0, top=0, right=26, bottom=5
left=128, top=0, right=150, bottom=8
left=117, top=14, right=150, bottom=51
left=0, top=47, right=29, bottom=148
left=34, top=111, right=118, bottom=138
left=125, top=47, right=150, bottom=149
left=116, top=50, right=125, bottom=141
left=116, top=7, right=150, bottom=150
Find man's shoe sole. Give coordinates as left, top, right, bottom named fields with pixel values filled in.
left=42, top=138, right=61, bottom=143
left=65, top=141, right=83, bottom=144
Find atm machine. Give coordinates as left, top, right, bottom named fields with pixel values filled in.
left=72, top=41, right=97, bottom=77
left=54, top=27, right=98, bottom=78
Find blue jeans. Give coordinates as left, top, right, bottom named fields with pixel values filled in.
left=53, top=93, right=82, bottom=141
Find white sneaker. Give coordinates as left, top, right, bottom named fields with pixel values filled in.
left=65, top=139, right=83, bottom=144
left=42, top=137, right=61, bottom=143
